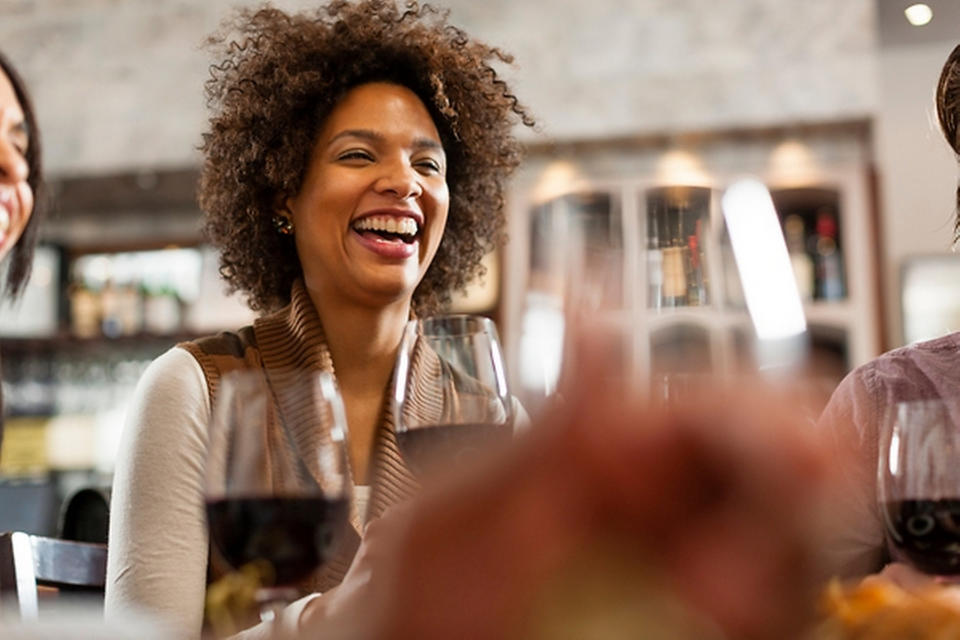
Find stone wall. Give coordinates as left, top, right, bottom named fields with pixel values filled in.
left=0, top=0, right=877, bottom=175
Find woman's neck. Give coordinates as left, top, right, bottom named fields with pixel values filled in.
left=318, top=298, right=410, bottom=389
left=305, top=285, right=412, bottom=484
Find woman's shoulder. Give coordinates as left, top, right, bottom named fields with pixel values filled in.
left=120, top=347, right=211, bottom=454
left=176, top=325, right=264, bottom=390
left=876, top=331, right=960, bottom=360
left=136, top=346, right=209, bottom=405
left=179, top=325, right=258, bottom=359
left=853, top=331, right=960, bottom=378
left=841, top=331, right=960, bottom=408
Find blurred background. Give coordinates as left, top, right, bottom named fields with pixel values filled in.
left=1, top=0, right=958, bottom=536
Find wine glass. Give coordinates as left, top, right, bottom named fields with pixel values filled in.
left=878, top=398, right=960, bottom=579
left=204, top=369, right=352, bottom=626
left=393, top=315, right=514, bottom=477
left=516, top=189, right=629, bottom=408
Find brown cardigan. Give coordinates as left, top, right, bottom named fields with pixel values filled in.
left=178, top=279, right=422, bottom=593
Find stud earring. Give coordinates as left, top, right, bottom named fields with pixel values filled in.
left=272, top=215, right=294, bottom=235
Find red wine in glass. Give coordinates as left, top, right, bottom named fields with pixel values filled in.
left=207, top=496, right=350, bottom=585
left=396, top=422, right=512, bottom=476
left=393, top=315, right=515, bottom=479
left=882, top=498, right=960, bottom=576
left=205, top=370, right=352, bottom=624
left=878, top=399, right=960, bottom=581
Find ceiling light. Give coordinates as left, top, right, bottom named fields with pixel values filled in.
left=768, top=139, right=820, bottom=186
left=530, top=160, right=589, bottom=204
left=904, top=3, right=933, bottom=26
left=654, top=148, right=712, bottom=186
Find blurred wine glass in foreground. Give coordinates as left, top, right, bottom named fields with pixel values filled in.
left=393, top=315, right=514, bottom=477
left=516, top=189, right=629, bottom=410
left=205, top=369, right=351, bottom=625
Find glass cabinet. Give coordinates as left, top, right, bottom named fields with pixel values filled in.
left=503, top=125, right=880, bottom=403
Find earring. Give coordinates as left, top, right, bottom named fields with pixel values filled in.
left=272, top=215, right=294, bottom=235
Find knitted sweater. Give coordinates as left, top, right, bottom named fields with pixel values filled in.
left=105, top=280, right=443, bottom=636
left=177, top=279, right=424, bottom=592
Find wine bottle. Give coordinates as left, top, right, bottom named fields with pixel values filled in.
left=647, top=205, right=663, bottom=309
left=686, top=216, right=708, bottom=306
left=661, top=202, right=688, bottom=307
left=814, top=208, right=845, bottom=300
left=784, top=214, right=814, bottom=301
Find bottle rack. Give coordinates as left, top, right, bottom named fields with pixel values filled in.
left=503, top=131, right=881, bottom=400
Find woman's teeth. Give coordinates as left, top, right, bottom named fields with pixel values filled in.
left=0, top=207, right=8, bottom=234
left=354, top=215, right=419, bottom=239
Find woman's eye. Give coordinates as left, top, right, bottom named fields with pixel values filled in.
left=338, top=150, right=374, bottom=162
left=415, top=158, right=442, bottom=174
left=7, top=128, right=29, bottom=157
left=4, top=137, right=27, bottom=159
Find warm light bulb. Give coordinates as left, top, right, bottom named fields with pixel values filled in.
left=768, top=138, right=819, bottom=185
left=904, top=3, right=933, bottom=26
left=654, top=149, right=712, bottom=186
left=530, top=160, right=589, bottom=204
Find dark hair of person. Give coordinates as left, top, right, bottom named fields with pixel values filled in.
left=0, top=50, right=43, bottom=299
left=199, top=0, right=535, bottom=314
left=937, top=43, right=960, bottom=242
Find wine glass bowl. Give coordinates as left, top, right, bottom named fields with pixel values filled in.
left=878, top=398, right=960, bottom=578
left=393, top=315, right=514, bottom=476
left=205, top=369, right=352, bottom=618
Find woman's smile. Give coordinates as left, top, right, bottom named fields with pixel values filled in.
left=350, top=208, right=424, bottom=260
left=0, top=189, right=17, bottom=247
left=0, top=68, right=33, bottom=258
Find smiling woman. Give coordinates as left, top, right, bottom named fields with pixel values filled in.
left=0, top=50, right=43, bottom=452
left=103, top=1, right=533, bottom=637
left=0, top=52, right=40, bottom=293
left=197, top=2, right=534, bottom=317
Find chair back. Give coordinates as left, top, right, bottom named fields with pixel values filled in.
left=0, top=531, right=107, bottom=619
left=60, top=487, right=111, bottom=544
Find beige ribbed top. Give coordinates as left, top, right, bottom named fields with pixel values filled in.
left=106, top=280, right=521, bottom=637
left=106, top=280, right=425, bottom=636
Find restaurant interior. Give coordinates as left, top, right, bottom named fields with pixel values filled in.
left=2, top=0, right=960, bottom=634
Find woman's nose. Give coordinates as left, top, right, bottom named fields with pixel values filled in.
left=375, top=160, right=423, bottom=200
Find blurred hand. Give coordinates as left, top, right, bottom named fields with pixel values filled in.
left=298, top=506, right=414, bottom=638
left=302, top=344, right=835, bottom=639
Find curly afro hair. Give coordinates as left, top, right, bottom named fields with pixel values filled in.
left=199, top=0, right=535, bottom=314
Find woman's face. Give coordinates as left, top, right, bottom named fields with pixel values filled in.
left=286, top=82, right=449, bottom=310
left=0, top=68, right=33, bottom=260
